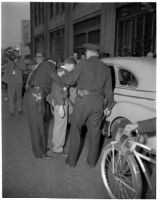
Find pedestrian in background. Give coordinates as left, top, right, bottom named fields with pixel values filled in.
left=80, top=53, right=86, bottom=61
left=73, top=52, right=80, bottom=63
left=24, top=53, right=64, bottom=159
left=56, top=57, right=64, bottom=70
left=3, top=48, right=25, bottom=115
left=62, top=43, right=114, bottom=167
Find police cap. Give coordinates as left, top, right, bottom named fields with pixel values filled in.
left=83, top=43, right=99, bottom=51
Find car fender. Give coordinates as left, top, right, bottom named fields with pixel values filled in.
left=107, top=101, right=156, bottom=134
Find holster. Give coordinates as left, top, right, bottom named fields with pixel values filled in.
left=77, top=89, right=102, bottom=98
left=30, top=86, right=45, bottom=113
left=77, top=89, right=88, bottom=98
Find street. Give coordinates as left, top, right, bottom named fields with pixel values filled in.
left=2, top=88, right=110, bottom=198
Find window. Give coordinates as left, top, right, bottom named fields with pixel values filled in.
left=74, top=33, right=86, bottom=47
left=56, top=3, right=59, bottom=16
left=73, top=15, right=100, bottom=52
left=74, top=15, right=100, bottom=32
left=50, top=29, right=64, bottom=60
left=34, top=3, right=38, bottom=26
left=61, top=3, right=65, bottom=13
left=38, top=3, right=41, bottom=24
left=73, top=3, right=78, bottom=10
left=88, top=29, right=100, bottom=44
left=118, top=68, right=138, bottom=87
left=34, top=3, right=44, bottom=26
left=41, top=3, right=44, bottom=23
left=116, top=3, right=156, bottom=56
left=50, top=3, right=54, bottom=19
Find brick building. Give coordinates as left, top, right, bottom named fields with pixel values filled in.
left=30, top=2, right=156, bottom=60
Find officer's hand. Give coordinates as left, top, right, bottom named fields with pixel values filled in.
left=51, top=99, right=55, bottom=107
left=104, top=108, right=111, bottom=117
left=58, top=106, right=65, bottom=118
left=58, top=71, right=65, bottom=77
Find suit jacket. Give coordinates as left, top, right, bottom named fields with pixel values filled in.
left=46, top=67, right=68, bottom=106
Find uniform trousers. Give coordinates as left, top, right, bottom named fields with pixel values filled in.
left=24, top=88, right=47, bottom=157
left=52, top=104, right=68, bottom=152
left=7, top=76, right=23, bottom=114
left=66, top=95, right=103, bottom=167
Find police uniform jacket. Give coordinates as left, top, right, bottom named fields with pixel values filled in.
left=29, top=60, right=64, bottom=94
left=62, top=56, right=114, bottom=108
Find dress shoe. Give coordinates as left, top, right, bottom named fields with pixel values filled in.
left=53, top=151, right=67, bottom=156
left=41, top=154, right=53, bottom=159
left=65, top=158, right=76, bottom=168
left=46, top=147, right=50, bottom=152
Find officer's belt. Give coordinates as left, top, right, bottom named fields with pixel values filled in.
left=29, top=85, right=48, bottom=95
left=77, top=89, right=102, bottom=97
left=30, top=85, right=43, bottom=91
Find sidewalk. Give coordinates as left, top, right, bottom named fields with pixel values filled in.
left=2, top=89, right=110, bottom=198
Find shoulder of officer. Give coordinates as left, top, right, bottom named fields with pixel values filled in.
left=41, top=60, right=55, bottom=68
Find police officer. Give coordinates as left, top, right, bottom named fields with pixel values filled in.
left=62, top=43, right=114, bottom=167
left=24, top=53, right=64, bottom=159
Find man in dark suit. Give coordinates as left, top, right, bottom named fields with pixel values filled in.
left=24, top=53, right=64, bottom=159
left=62, top=43, right=114, bottom=167
left=3, top=48, right=25, bottom=115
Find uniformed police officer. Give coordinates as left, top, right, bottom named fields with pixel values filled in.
left=62, top=43, right=114, bottom=167
left=24, top=54, right=64, bottom=159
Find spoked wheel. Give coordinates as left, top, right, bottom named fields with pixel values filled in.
left=101, top=143, right=142, bottom=199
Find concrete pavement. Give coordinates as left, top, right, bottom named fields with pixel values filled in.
left=2, top=89, right=110, bottom=198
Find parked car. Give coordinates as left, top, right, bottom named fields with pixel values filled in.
left=101, top=57, right=156, bottom=149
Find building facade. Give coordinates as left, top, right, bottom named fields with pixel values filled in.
left=21, top=19, right=31, bottom=58
left=30, top=2, right=156, bottom=60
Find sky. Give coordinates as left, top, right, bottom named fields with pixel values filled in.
left=1, top=2, right=30, bottom=49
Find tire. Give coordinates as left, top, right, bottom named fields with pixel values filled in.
left=111, top=118, right=131, bottom=140
left=101, top=143, right=142, bottom=199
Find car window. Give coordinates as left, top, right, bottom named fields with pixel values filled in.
left=118, top=68, right=138, bottom=87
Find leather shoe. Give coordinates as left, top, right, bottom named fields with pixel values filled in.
left=53, top=151, right=67, bottom=156
left=65, top=158, right=76, bottom=168
left=42, top=154, right=53, bottom=159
